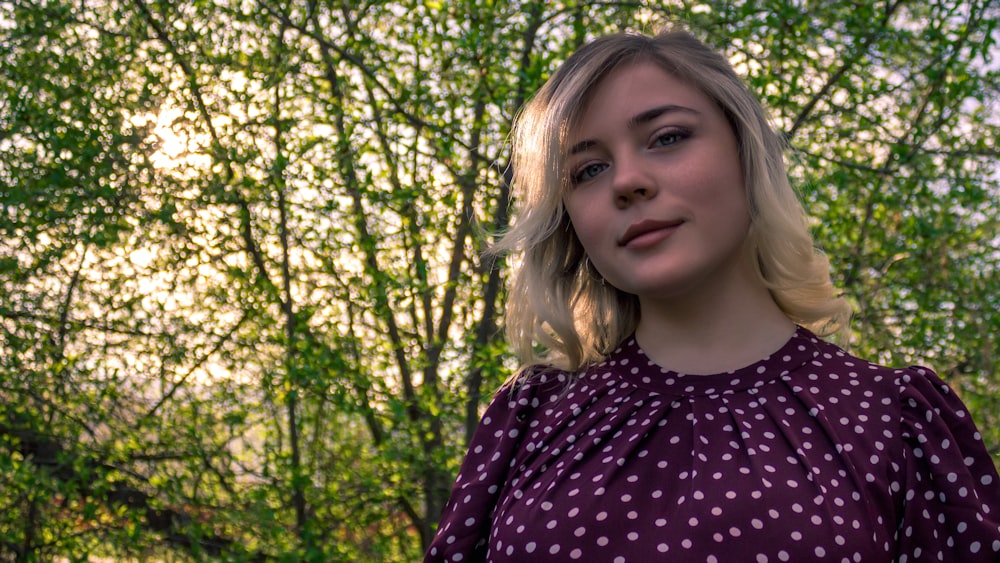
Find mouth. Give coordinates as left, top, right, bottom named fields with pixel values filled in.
left=619, top=218, right=684, bottom=247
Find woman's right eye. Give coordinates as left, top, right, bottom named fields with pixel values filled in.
left=572, top=162, right=607, bottom=184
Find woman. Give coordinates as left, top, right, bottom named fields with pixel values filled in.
left=425, top=29, right=1000, bottom=562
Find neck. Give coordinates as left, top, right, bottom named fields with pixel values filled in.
left=634, top=272, right=795, bottom=375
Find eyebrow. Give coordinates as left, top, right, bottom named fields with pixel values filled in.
left=569, top=104, right=702, bottom=155
left=628, top=104, right=701, bottom=129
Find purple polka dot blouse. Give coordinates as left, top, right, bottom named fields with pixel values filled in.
left=425, top=328, right=1000, bottom=562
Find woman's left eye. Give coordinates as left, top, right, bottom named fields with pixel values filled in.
left=652, top=130, right=689, bottom=147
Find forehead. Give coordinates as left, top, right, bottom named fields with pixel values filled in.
left=570, top=61, right=712, bottom=134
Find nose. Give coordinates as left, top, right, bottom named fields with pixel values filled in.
left=611, top=154, right=657, bottom=208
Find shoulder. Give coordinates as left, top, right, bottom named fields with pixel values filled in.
left=894, top=364, right=984, bottom=445
left=795, top=332, right=911, bottom=394
left=807, top=337, right=995, bottom=482
left=480, top=364, right=575, bottom=421
left=805, top=331, right=986, bottom=445
left=506, top=360, right=587, bottom=395
left=799, top=331, right=952, bottom=386
left=813, top=340, right=975, bottom=425
left=895, top=364, right=963, bottom=408
left=496, top=364, right=576, bottom=414
left=790, top=333, right=975, bottom=427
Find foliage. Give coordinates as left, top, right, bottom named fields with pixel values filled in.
left=0, top=0, right=997, bottom=560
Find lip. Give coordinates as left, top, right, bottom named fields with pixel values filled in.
left=619, top=218, right=683, bottom=248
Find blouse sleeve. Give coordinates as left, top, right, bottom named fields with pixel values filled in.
left=424, top=376, right=540, bottom=563
left=895, top=366, right=1000, bottom=560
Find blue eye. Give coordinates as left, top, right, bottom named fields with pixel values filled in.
left=653, top=130, right=688, bottom=147
left=573, top=162, right=608, bottom=183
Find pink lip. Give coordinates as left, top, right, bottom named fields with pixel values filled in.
left=619, top=218, right=683, bottom=248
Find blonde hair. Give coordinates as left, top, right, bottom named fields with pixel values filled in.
left=494, top=29, right=851, bottom=375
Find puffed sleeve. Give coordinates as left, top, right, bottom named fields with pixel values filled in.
left=424, top=376, right=538, bottom=563
left=895, top=366, right=1000, bottom=560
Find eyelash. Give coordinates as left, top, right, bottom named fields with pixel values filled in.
left=652, top=128, right=691, bottom=147
left=572, top=162, right=608, bottom=184
left=570, top=128, right=692, bottom=185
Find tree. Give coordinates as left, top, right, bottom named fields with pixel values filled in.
left=1, top=0, right=996, bottom=560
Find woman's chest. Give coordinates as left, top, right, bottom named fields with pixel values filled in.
left=487, top=385, right=900, bottom=562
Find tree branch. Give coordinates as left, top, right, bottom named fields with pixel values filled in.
left=785, top=0, right=907, bottom=139
left=0, top=421, right=270, bottom=561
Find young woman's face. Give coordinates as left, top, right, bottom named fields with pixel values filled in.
left=563, top=61, right=752, bottom=302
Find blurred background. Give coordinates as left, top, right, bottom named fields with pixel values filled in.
left=1, top=0, right=997, bottom=560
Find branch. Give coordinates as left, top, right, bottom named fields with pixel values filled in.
left=53, top=246, right=87, bottom=357
left=0, top=307, right=156, bottom=338
left=838, top=2, right=982, bottom=292
left=258, top=0, right=458, bottom=148
left=0, top=421, right=271, bottom=561
left=462, top=2, right=542, bottom=443
left=785, top=0, right=907, bottom=138
left=312, top=19, right=420, bottom=422
left=140, top=310, right=249, bottom=421
left=132, top=0, right=286, bottom=308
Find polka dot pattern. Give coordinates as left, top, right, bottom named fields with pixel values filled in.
left=425, top=328, right=1000, bottom=562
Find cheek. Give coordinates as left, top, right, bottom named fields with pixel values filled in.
left=692, top=162, right=747, bottom=217
left=566, top=207, right=609, bottom=253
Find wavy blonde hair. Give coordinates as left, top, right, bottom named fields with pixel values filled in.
left=494, top=29, right=851, bottom=375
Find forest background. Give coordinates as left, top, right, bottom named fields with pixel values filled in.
left=1, top=0, right=998, bottom=561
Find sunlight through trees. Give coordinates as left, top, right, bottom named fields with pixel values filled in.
left=1, top=1, right=997, bottom=560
